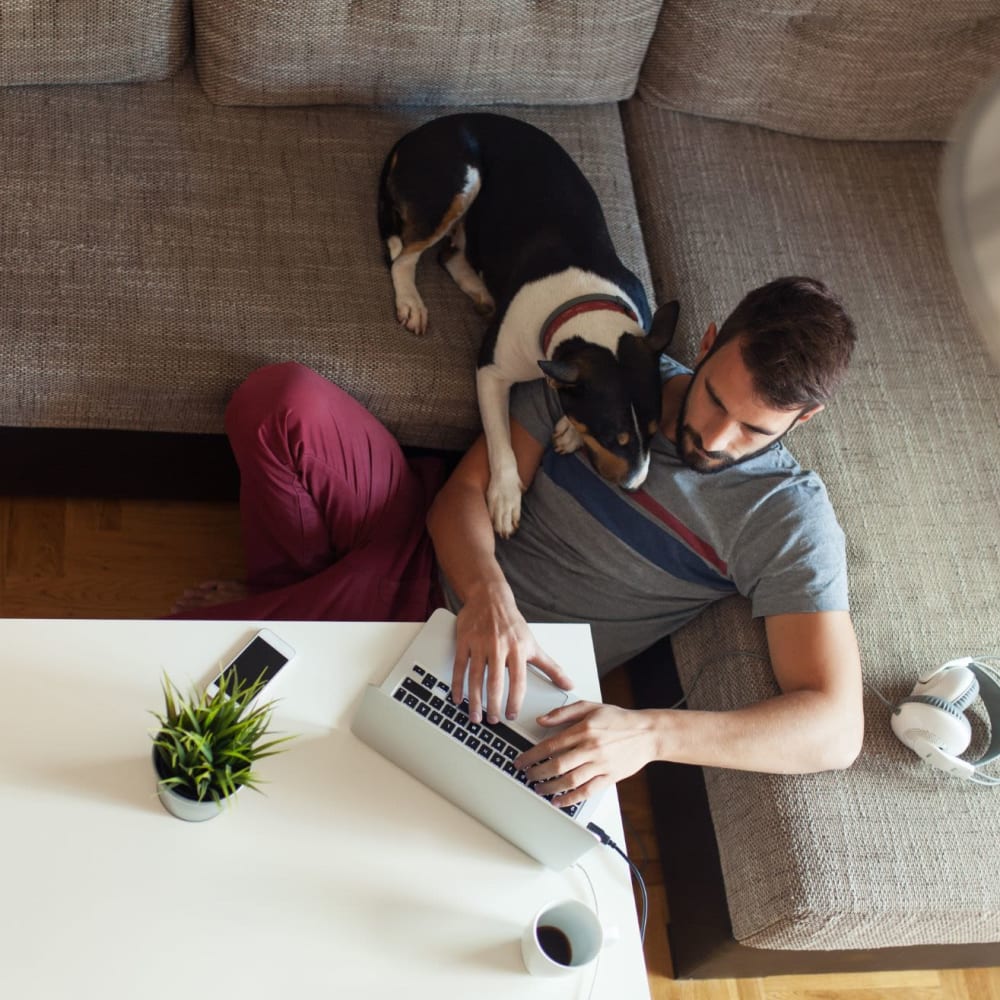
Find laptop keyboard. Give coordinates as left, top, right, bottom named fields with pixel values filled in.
left=392, top=663, right=582, bottom=818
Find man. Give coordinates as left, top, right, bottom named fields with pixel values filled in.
left=175, top=276, right=863, bottom=807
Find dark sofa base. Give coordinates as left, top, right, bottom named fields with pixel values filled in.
left=627, top=641, right=1000, bottom=980
left=1, top=427, right=240, bottom=500
left=0, top=427, right=460, bottom=501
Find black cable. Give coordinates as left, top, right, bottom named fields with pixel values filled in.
left=587, top=822, right=648, bottom=943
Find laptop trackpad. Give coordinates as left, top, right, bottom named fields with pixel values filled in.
left=463, top=665, right=572, bottom=744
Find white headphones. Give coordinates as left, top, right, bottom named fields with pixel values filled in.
left=891, top=656, right=1000, bottom=785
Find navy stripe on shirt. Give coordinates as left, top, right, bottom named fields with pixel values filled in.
left=542, top=449, right=737, bottom=592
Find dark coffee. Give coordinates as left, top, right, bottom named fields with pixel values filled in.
left=537, top=924, right=573, bottom=966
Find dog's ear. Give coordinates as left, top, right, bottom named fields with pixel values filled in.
left=538, top=359, right=580, bottom=388
left=645, top=299, right=680, bottom=355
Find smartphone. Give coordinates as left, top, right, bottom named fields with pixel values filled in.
left=206, top=628, right=296, bottom=699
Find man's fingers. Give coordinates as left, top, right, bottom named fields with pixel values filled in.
left=530, top=647, right=573, bottom=691
left=504, top=653, right=527, bottom=721
left=550, top=773, right=611, bottom=808
left=484, top=646, right=508, bottom=723
left=537, top=699, right=600, bottom=728
left=451, top=648, right=469, bottom=705
left=514, top=722, right=586, bottom=771
left=466, top=655, right=488, bottom=722
left=524, top=747, right=590, bottom=786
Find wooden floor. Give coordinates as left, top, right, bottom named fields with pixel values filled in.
left=3, top=493, right=998, bottom=1000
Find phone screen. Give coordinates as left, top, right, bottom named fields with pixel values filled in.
left=220, top=636, right=290, bottom=691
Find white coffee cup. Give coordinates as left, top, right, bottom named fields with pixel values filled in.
left=520, top=899, right=618, bottom=977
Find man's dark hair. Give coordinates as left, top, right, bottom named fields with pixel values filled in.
left=712, top=277, right=856, bottom=411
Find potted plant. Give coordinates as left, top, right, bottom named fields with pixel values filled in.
left=150, top=670, right=294, bottom=822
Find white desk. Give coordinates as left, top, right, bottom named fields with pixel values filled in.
left=0, top=619, right=649, bottom=999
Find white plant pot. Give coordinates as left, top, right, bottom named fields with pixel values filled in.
left=152, top=746, right=239, bottom=822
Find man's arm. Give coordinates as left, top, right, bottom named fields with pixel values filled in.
left=425, top=420, right=573, bottom=725
left=515, top=609, right=864, bottom=806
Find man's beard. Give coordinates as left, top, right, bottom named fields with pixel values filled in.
left=675, top=379, right=789, bottom=474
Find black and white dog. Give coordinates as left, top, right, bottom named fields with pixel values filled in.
left=378, top=113, right=678, bottom=537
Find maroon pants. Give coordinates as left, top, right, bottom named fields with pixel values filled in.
left=174, top=362, right=446, bottom=621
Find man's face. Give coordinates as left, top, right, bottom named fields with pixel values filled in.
left=676, top=335, right=819, bottom=474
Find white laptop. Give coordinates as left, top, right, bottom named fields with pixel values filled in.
left=351, top=608, right=603, bottom=869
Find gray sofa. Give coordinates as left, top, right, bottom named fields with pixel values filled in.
left=4, top=0, right=1000, bottom=979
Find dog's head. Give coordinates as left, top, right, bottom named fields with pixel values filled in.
left=538, top=301, right=679, bottom=490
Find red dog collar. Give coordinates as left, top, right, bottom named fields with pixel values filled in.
left=540, top=294, right=639, bottom=355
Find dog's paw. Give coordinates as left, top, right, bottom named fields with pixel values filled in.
left=487, top=473, right=523, bottom=539
left=473, top=292, right=496, bottom=318
left=553, top=415, right=584, bottom=455
left=396, top=294, right=429, bottom=336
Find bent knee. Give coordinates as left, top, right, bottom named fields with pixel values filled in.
left=226, top=362, right=333, bottom=441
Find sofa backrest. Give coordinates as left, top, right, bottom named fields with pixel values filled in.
left=639, top=0, right=1000, bottom=140
left=1, top=0, right=190, bottom=86
left=192, top=0, right=664, bottom=107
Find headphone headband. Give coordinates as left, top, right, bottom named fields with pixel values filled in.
left=970, top=662, right=1000, bottom=766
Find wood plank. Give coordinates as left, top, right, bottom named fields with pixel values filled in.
left=3, top=497, right=65, bottom=580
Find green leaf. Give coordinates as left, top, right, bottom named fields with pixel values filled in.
left=151, top=668, right=296, bottom=803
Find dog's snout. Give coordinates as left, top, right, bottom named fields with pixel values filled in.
left=585, top=441, right=650, bottom=491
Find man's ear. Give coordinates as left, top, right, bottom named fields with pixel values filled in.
left=795, top=403, right=825, bottom=426
left=694, top=322, right=718, bottom=365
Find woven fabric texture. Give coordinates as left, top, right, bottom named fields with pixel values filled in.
left=0, top=68, right=652, bottom=448
left=639, top=0, right=1000, bottom=140
left=192, top=0, right=663, bottom=107
left=0, top=0, right=190, bottom=85
left=624, top=98, right=1000, bottom=949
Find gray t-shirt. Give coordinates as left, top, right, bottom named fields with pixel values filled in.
left=443, top=356, right=848, bottom=672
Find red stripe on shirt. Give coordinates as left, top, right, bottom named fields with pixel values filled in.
left=631, top=490, right=730, bottom=577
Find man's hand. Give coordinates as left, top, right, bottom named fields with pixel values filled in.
left=514, top=701, right=661, bottom=807
left=452, top=580, right=572, bottom=724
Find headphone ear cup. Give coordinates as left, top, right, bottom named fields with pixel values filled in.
left=892, top=698, right=972, bottom=757
left=916, top=665, right=979, bottom=710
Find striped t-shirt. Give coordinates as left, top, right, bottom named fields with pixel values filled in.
left=442, top=356, right=848, bottom=673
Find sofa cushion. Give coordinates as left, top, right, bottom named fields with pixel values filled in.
left=0, top=0, right=190, bottom=85
left=0, top=66, right=653, bottom=449
left=192, top=0, right=664, bottom=107
left=623, top=98, right=1000, bottom=949
left=639, top=0, right=1000, bottom=140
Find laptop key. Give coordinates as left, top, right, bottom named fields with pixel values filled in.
left=404, top=694, right=419, bottom=709
left=454, top=727, right=468, bottom=743
left=503, top=762, right=517, bottom=775
left=421, top=673, right=437, bottom=690
left=442, top=720, right=455, bottom=734
left=413, top=664, right=425, bottom=676
left=442, top=703, right=457, bottom=718
left=490, top=752, right=505, bottom=767
left=402, top=678, right=431, bottom=702
left=430, top=695, right=444, bottom=710
left=477, top=744, right=492, bottom=760
left=393, top=688, right=406, bottom=701
left=484, top=719, right=533, bottom=753
left=466, top=737, right=480, bottom=752
left=504, top=746, right=517, bottom=760
left=429, top=711, right=443, bottom=725
left=416, top=703, right=430, bottom=717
